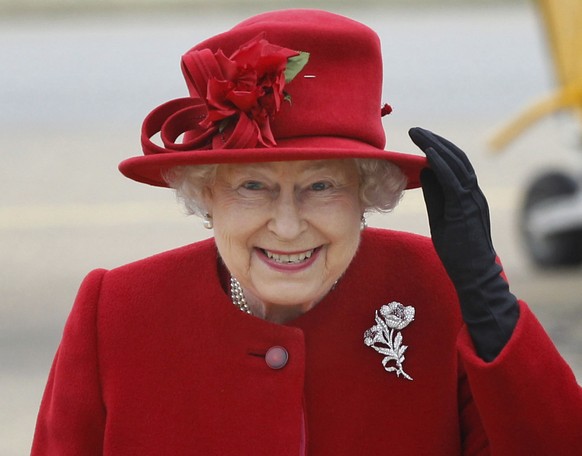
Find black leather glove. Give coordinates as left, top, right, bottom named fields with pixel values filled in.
left=409, top=127, right=519, bottom=362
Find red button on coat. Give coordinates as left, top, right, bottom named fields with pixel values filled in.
left=265, top=346, right=288, bottom=369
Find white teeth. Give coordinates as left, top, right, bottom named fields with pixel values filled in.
left=265, top=249, right=314, bottom=264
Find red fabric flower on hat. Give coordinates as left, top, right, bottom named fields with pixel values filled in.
left=184, top=35, right=310, bottom=148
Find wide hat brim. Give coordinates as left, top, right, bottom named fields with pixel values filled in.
left=119, top=136, right=427, bottom=189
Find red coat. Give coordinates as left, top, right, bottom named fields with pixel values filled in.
left=32, top=228, right=582, bottom=455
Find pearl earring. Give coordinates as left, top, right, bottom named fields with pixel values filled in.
left=360, top=215, right=367, bottom=231
left=203, top=213, right=213, bottom=230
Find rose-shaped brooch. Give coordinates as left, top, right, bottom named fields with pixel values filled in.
left=181, top=33, right=310, bottom=149
left=364, top=302, right=415, bottom=381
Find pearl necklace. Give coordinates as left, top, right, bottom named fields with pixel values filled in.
left=230, top=276, right=252, bottom=315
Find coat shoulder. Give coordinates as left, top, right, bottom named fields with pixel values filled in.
left=359, top=228, right=443, bottom=271
left=108, top=237, right=217, bottom=277
left=94, top=237, right=221, bottom=317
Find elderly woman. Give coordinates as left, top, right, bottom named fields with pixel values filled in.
left=32, top=9, right=581, bottom=455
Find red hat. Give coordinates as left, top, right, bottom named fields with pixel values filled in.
left=119, top=9, right=426, bottom=189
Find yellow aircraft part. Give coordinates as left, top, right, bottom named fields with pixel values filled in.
left=489, top=0, right=582, bottom=151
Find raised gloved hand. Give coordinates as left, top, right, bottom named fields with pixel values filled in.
left=409, top=127, right=519, bottom=362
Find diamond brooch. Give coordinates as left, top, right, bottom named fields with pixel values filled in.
left=364, top=302, right=415, bottom=381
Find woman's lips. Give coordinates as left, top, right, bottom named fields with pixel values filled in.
left=257, top=247, right=321, bottom=271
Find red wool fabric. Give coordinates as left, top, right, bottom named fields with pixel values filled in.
left=32, top=229, right=582, bottom=455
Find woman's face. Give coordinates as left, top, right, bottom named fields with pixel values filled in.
left=205, top=159, right=363, bottom=321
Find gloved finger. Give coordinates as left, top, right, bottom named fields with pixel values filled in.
left=414, top=130, right=490, bottom=226
left=421, top=147, right=471, bottom=223
left=420, top=167, right=445, bottom=227
left=422, top=146, right=466, bottom=200
left=412, top=127, right=476, bottom=176
left=430, top=144, right=492, bottom=238
left=409, top=127, right=476, bottom=189
left=409, top=128, right=469, bottom=186
left=408, top=127, right=438, bottom=152
left=410, top=128, right=491, bottom=228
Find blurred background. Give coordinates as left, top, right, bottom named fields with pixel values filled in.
left=2, top=0, right=581, bottom=454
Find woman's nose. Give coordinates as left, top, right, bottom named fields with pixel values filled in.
left=267, top=192, right=307, bottom=240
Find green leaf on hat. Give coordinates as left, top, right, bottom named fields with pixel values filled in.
left=284, top=51, right=310, bottom=84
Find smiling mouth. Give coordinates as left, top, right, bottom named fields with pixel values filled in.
left=261, top=248, right=319, bottom=264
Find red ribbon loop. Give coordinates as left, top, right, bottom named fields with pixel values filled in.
left=161, top=103, right=215, bottom=151
left=141, top=97, right=262, bottom=156
left=181, top=49, right=224, bottom=99
left=142, top=97, right=212, bottom=155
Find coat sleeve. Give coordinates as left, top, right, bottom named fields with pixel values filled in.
left=31, top=269, right=107, bottom=456
left=457, top=357, right=490, bottom=456
left=458, top=300, right=582, bottom=454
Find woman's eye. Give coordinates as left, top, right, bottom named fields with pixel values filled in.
left=241, top=181, right=265, bottom=191
left=310, top=181, right=332, bottom=191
